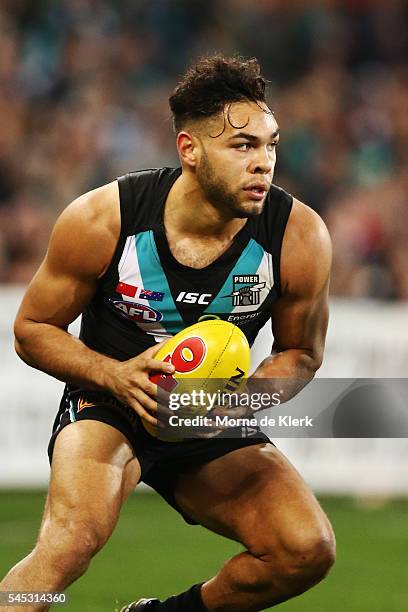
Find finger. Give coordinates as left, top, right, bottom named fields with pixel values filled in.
left=146, top=358, right=175, bottom=375
left=195, top=424, right=230, bottom=437
left=156, top=402, right=174, bottom=422
left=142, top=413, right=158, bottom=427
left=140, top=378, right=158, bottom=398
left=185, top=423, right=224, bottom=438
left=207, top=405, right=228, bottom=418
left=156, top=386, right=171, bottom=408
left=194, top=430, right=222, bottom=439
left=134, top=389, right=158, bottom=414
left=143, top=339, right=170, bottom=359
left=169, top=413, right=225, bottom=437
left=130, top=399, right=158, bottom=426
left=209, top=404, right=249, bottom=419
left=204, top=417, right=228, bottom=432
left=143, top=377, right=175, bottom=411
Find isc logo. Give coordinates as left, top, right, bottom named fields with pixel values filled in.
left=176, top=291, right=212, bottom=305
left=150, top=336, right=206, bottom=392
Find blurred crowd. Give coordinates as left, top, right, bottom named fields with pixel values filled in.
left=0, top=0, right=407, bottom=298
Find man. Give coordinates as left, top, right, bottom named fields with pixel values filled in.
left=1, top=55, right=334, bottom=611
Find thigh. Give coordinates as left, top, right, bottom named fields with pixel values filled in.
left=174, top=443, right=333, bottom=554
left=40, top=420, right=141, bottom=542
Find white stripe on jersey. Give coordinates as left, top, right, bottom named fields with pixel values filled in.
left=117, top=236, right=171, bottom=341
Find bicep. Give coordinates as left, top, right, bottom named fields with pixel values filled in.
left=15, top=183, right=118, bottom=333
left=271, top=200, right=332, bottom=360
left=271, top=278, right=330, bottom=357
left=15, top=258, right=98, bottom=331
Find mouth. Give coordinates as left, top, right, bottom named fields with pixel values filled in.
left=243, top=183, right=269, bottom=201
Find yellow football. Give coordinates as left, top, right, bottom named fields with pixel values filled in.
left=145, top=320, right=250, bottom=439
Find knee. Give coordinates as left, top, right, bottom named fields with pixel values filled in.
left=287, top=528, right=336, bottom=584
left=252, top=523, right=336, bottom=594
left=273, top=525, right=336, bottom=590
left=37, top=516, right=108, bottom=579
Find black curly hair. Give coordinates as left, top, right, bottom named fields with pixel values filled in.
left=169, top=54, right=269, bottom=133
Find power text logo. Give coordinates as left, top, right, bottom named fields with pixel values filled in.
left=223, top=275, right=266, bottom=307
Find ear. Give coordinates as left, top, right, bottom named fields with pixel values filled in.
left=176, top=131, right=200, bottom=168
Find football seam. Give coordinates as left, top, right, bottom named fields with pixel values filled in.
left=205, top=326, right=235, bottom=383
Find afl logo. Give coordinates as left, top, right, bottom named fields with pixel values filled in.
left=110, top=299, right=163, bottom=323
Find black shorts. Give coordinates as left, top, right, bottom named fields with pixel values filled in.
left=48, top=385, right=271, bottom=524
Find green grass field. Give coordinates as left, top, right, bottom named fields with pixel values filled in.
left=1, top=491, right=407, bottom=611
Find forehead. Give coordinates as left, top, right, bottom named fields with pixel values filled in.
left=209, top=101, right=278, bottom=139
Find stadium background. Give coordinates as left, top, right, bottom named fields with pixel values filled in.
left=1, top=1, right=407, bottom=611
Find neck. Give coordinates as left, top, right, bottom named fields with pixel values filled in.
left=164, top=172, right=246, bottom=238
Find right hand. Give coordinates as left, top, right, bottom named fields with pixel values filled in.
left=106, top=342, right=175, bottom=426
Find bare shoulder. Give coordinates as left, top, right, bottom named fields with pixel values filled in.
left=281, top=198, right=332, bottom=296
left=49, top=181, right=120, bottom=279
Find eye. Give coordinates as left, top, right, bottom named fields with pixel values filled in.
left=234, top=143, right=251, bottom=151
left=267, top=141, right=279, bottom=151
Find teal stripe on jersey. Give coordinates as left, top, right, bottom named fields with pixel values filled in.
left=204, top=238, right=265, bottom=314
left=69, top=400, right=76, bottom=423
left=135, top=231, right=184, bottom=334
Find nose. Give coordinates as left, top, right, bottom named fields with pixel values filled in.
left=250, top=146, right=275, bottom=174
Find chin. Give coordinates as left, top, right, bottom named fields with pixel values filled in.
left=233, top=201, right=265, bottom=218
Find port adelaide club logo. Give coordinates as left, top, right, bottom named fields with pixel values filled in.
left=223, top=275, right=266, bottom=307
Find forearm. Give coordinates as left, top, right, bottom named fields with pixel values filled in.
left=249, top=348, right=320, bottom=404
left=15, top=322, right=118, bottom=392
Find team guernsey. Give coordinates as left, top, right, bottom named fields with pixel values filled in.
left=51, top=167, right=293, bottom=517
left=80, top=167, right=293, bottom=360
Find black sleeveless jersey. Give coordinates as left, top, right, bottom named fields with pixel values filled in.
left=79, top=167, right=293, bottom=361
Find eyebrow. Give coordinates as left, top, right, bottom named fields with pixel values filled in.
left=228, top=129, right=280, bottom=143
